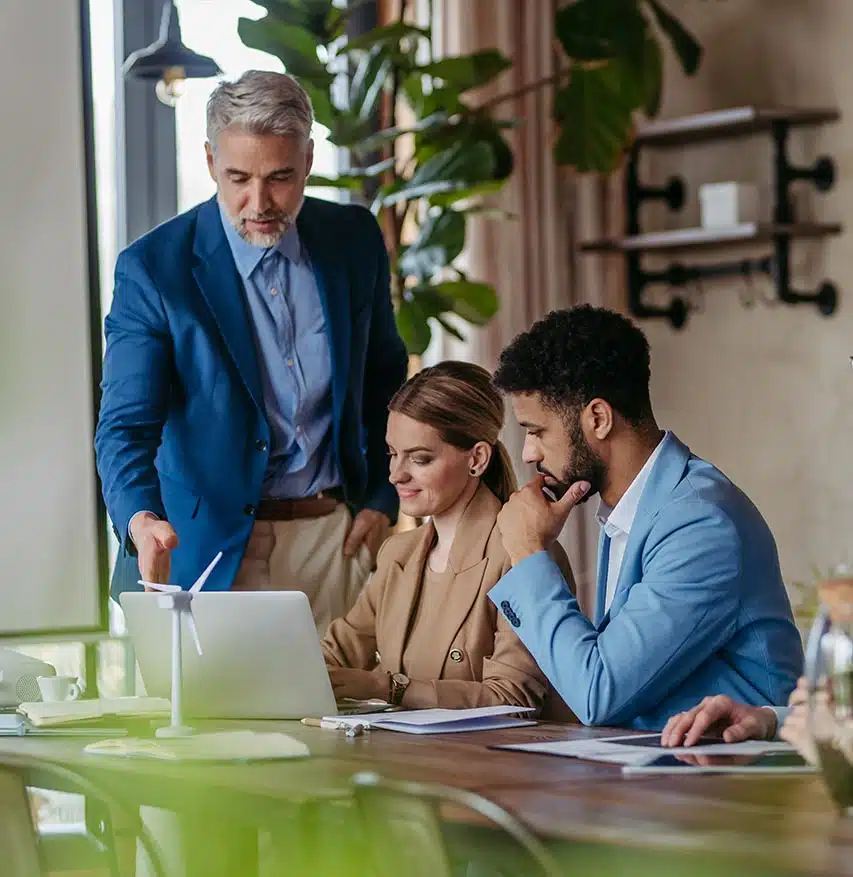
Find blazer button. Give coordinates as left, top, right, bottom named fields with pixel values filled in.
left=255, top=439, right=268, bottom=452
left=500, top=600, right=511, bottom=611
left=449, top=648, right=464, bottom=663
left=510, top=615, right=521, bottom=629
left=244, top=504, right=256, bottom=516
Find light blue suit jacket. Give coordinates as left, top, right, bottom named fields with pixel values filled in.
left=489, top=433, right=803, bottom=730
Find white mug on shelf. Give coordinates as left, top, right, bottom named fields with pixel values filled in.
left=37, top=675, right=82, bottom=702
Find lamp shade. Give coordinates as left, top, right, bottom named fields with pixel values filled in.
left=122, top=0, right=221, bottom=81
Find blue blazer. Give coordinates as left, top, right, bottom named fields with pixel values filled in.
left=490, top=433, right=803, bottom=730
left=96, top=197, right=408, bottom=597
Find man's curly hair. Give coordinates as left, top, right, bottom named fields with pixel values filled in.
left=493, top=305, right=653, bottom=425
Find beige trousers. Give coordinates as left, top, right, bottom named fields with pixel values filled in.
left=232, top=504, right=373, bottom=636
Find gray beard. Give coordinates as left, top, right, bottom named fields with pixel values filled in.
left=218, top=194, right=304, bottom=248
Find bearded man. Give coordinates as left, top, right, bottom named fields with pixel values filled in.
left=490, top=305, right=802, bottom=730
left=96, top=71, right=407, bottom=634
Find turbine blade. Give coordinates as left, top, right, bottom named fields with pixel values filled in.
left=138, top=581, right=180, bottom=592
left=186, top=610, right=203, bottom=657
left=190, top=551, right=224, bottom=594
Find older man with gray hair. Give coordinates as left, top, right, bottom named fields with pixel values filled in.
left=96, top=70, right=408, bottom=633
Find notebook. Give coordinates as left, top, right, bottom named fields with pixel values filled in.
left=323, top=705, right=537, bottom=735
left=18, top=697, right=171, bottom=727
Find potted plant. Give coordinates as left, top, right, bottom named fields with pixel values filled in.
left=238, top=0, right=703, bottom=352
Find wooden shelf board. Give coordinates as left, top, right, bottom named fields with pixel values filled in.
left=635, top=106, right=839, bottom=148
left=580, top=222, right=843, bottom=254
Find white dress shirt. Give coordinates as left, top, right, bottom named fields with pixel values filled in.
left=596, top=434, right=667, bottom=613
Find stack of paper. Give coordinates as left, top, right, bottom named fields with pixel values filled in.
left=325, top=705, right=537, bottom=735
left=18, top=697, right=170, bottom=727
left=0, top=712, right=131, bottom=738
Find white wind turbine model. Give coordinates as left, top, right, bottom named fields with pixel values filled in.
left=139, top=551, right=223, bottom=738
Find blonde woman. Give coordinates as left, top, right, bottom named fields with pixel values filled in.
left=322, top=361, right=574, bottom=714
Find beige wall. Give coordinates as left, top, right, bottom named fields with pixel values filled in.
left=639, top=0, right=853, bottom=588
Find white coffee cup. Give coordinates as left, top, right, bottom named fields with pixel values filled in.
left=37, top=675, right=82, bottom=703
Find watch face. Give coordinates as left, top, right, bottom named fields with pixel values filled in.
left=389, top=672, right=409, bottom=705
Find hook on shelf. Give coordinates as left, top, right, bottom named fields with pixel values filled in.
left=621, top=113, right=840, bottom=328
left=635, top=176, right=686, bottom=211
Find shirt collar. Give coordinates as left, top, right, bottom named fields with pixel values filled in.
left=596, top=431, right=668, bottom=539
left=218, top=201, right=303, bottom=281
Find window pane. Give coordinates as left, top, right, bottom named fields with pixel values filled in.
left=88, top=0, right=117, bottom=324
left=174, top=0, right=339, bottom=212
left=88, top=0, right=121, bottom=595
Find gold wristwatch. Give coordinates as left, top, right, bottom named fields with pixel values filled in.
left=388, top=672, right=410, bottom=706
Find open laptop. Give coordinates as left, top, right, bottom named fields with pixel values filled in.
left=120, top=591, right=337, bottom=720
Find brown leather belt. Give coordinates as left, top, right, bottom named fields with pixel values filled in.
left=255, top=487, right=345, bottom=521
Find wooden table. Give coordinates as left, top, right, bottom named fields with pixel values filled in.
left=3, top=720, right=852, bottom=876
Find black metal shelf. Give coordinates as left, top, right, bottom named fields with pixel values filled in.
left=635, top=106, right=839, bottom=148
left=581, top=222, right=842, bottom=254
left=582, top=106, right=842, bottom=328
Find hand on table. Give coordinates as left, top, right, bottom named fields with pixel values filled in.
left=661, top=695, right=777, bottom=747
left=327, top=667, right=388, bottom=702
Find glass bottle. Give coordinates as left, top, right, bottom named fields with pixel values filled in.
left=805, top=578, right=853, bottom=810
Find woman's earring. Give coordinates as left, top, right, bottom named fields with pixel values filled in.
left=470, top=468, right=478, bottom=476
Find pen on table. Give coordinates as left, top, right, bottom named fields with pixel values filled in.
left=301, top=717, right=370, bottom=736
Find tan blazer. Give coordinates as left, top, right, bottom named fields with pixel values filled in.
left=322, top=483, right=575, bottom=715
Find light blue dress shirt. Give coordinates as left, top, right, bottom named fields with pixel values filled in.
left=219, top=205, right=339, bottom=499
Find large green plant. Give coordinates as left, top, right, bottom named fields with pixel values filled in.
left=553, top=0, right=703, bottom=171
left=238, top=0, right=701, bottom=353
